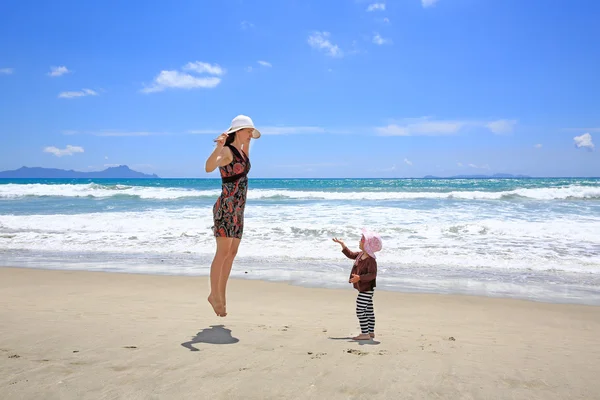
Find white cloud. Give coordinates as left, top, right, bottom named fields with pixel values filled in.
left=308, top=32, right=343, bottom=58
left=105, top=156, right=109, bottom=160
left=573, top=133, right=595, bottom=150
left=383, top=17, right=390, bottom=24
left=246, top=66, right=254, bottom=72
left=241, top=21, right=254, bottom=29
left=404, top=158, right=413, bottom=166
left=486, top=119, right=517, bottom=134
left=373, top=33, right=392, bottom=45
left=376, top=117, right=518, bottom=136
left=457, top=162, right=463, bottom=167
left=367, top=3, right=386, bottom=11
left=376, top=118, right=466, bottom=136
left=468, top=163, right=490, bottom=169
left=346, top=40, right=362, bottom=56
left=182, top=61, right=225, bottom=76
left=261, top=126, right=327, bottom=135
left=62, top=130, right=167, bottom=136
left=188, top=126, right=327, bottom=135
left=141, top=69, right=221, bottom=93
left=48, top=66, right=70, bottom=77
left=422, top=0, right=439, bottom=7
left=43, top=145, right=84, bottom=157
left=187, top=129, right=222, bottom=135
left=258, top=60, right=272, bottom=67
left=534, top=144, right=543, bottom=149
left=0, top=68, right=14, bottom=75
left=58, top=89, right=98, bottom=99
left=95, top=131, right=161, bottom=137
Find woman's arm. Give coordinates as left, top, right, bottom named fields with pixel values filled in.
left=205, top=134, right=233, bottom=173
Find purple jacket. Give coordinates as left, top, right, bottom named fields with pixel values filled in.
left=342, top=247, right=377, bottom=292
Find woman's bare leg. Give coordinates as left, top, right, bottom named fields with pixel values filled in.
left=218, top=238, right=241, bottom=315
left=208, top=237, right=233, bottom=316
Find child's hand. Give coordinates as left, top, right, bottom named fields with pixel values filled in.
left=332, top=238, right=346, bottom=248
left=349, top=274, right=360, bottom=284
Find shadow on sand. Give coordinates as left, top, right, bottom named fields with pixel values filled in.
left=181, top=325, right=239, bottom=351
left=328, top=336, right=381, bottom=345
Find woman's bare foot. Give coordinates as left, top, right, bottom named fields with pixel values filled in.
left=207, top=295, right=226, bottom=317
left=352, top=334, right=372, bottom=341
left=369, top=333, right=375, bottom=338
left=207, top=294, right=219, bottom=314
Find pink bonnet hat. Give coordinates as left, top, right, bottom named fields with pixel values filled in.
left=362, top=228, right=382, bottom=259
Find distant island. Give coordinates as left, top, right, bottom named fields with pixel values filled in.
left=0, top=165, right=159, bottom=179
left=423, top=173, right=531, bottom=179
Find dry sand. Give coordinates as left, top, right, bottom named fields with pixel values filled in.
left=1, top=266, right=599, bottom=400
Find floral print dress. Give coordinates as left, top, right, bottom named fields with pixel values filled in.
left=212, top=144, right=251, bottom=239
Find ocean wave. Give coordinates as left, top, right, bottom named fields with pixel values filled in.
left=1, top=183, right=600, bottom=201
left=1, top=203, right=599, bottom=278
left=0, top=183, right=220, bottom=200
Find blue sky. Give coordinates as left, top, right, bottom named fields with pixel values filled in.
left=1, top=0, right=599, bottom=178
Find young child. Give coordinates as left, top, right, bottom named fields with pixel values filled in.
left=332, top=228, right=382, bottom=341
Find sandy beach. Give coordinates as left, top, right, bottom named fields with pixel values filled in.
left=1, top=266, right=599, bottom=400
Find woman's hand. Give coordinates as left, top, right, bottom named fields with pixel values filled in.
left=213, top=132, right=228, bottom=148
left=332, top=238, right=346, bottom=248
left=349, top=274, right=360, bottom=284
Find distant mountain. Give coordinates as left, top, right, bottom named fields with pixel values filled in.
left=0, top=165, right=159, bottom=179
left=423, top=173, right=531, bottom=179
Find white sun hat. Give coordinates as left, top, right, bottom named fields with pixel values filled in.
left=225, top=115, right=261, bottom=139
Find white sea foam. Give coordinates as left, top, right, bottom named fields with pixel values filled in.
left=1, top=204, right=599, bottom=275
left=0, top=183, right=220, bottom=200
left=1, top=183, right=600, bottom=201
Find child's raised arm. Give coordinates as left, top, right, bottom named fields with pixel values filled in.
left=332, top=238, right=359, bottom=259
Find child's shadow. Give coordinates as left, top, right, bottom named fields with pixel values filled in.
left=181, top=325, right=239, bottom=351
left=328, top=336, right=381, bottom=345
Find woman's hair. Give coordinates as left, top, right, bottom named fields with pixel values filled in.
left=225, top=131, right=236, bottom=146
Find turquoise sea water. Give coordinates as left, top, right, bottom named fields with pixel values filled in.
left=1, top=178, right=599, bottom=304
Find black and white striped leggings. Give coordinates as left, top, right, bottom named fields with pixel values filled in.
left=356, top=290, right=375, bottom=334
